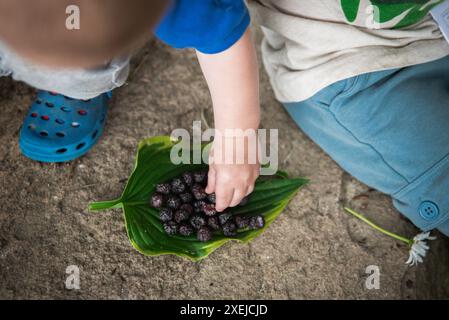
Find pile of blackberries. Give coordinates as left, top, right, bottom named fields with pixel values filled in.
left=149, top=170, right=265, bottom=242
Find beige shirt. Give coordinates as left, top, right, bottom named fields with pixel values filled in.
left=247, top=0, right=449, bottom=102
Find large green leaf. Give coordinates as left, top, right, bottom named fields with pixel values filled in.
left=89, top=136, right=308, bottom=261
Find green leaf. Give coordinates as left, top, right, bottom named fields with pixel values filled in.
left=89, top=136, right=308, bottom=261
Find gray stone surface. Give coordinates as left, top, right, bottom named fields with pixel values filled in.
left=0, top=29, right=448, bottom=299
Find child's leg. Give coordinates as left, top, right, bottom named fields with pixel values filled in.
left=0, top=40, right=130, bottom=162
left=284, top=55, right=449, bottom=236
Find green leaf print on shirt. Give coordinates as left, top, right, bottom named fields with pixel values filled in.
left=341, top=0, right=360, bottom=22
left=341, top=0, right=443, bottom=28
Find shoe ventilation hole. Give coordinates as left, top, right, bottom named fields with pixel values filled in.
left=56, top=132, right=65, bottom=138
left=31, top=112, right=38, bottom=118
left=78, top=110, right=87, bottom=116
left=40, top=131, right=48, bottom=137
left=71, top=122, right=80, bottom=128
left=55, top=118, right=65, bottom=124
left=56, top=148, right=67, bottom=154
left=61, top=106, right=71, bottom=112
left=76, top=142, right=86, bottom=150
left=49, top=91, right=57, bottom=96
left=41, top=115, right=49, bottom=121
left=45, top=102, right=54, bottom=108
left=92, top=130, right=98, bottom=139
left=36, top=100, right=42, bottom=104
left=28, top=124, right=35, bottom=130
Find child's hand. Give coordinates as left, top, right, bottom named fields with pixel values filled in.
left=196, top=27, right=260, bottom=211
left=206, top=141, right=260, bottom=212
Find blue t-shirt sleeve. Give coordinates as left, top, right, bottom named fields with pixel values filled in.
left=155, top=0, right=250, bottom=54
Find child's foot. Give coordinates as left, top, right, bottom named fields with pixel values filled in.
left=19, top=91, right=110, bottom=162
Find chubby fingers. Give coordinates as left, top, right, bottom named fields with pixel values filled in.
left=206, top=165, right=234, bottom=212
left=245, top=183, right=255, bottom=196
left=215, top=168, right=258, bottom=211
left=215, top=186, right=235, bottom=212
left=205, top=166, right=216, bottom=194
left=213, top=169, right=237, bottom=212
left=229, top=188, right=247, bottom=207
left=229, top=169, right=258, bottom=207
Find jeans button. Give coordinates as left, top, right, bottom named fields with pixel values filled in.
left=418, top=201, right=439, bottom=221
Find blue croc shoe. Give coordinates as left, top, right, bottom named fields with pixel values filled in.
left=19, top=91, right=110, bottom=162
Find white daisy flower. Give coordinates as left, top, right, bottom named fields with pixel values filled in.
left=406, top=232, right=437, bottom=267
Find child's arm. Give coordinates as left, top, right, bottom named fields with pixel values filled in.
left=196, top=28, right=260, bottom=212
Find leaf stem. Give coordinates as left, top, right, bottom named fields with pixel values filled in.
left=343, top=207, right=413, bottom=246
left=89, top=199, right=123, bottom=211
left=123, top=201, right=148, bottom=206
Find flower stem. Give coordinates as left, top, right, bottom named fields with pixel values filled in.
left=344, top=207, right=413, bottom=246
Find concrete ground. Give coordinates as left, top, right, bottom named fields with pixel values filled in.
left=1, top=28, right=449, bottom=299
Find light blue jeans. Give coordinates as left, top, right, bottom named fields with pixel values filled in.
left=284, top=55, right=449, bottom=236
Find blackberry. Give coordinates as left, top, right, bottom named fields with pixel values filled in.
left=207, top=192, right=216, bottom=204
left=193, top=170, right=207, bottom=184
left=181, top=172, right=194, bottom=186
left=171, top=178, right=186, bottom=194
left=249, top=216, right=265, bottom=230
left=179, top=192, right=193, bottom=203
left=179, top=223, right=194, bottom=237
left=197, top=226, right=213, bottom=242
left=239, top=196, right=249, bottom=206
left=203, top=203, right=217, bottom=216
left=174, top=209, right=190, bottom=223
left=150, top=193, right=164, bottom=208
left=163, top=221, right=178, bottom=235
left=180, top=203, right=193, bottom=214
left=155, top=183, right=171, bottom=195
left=218, top=213, right=233, bottom=225
left=166, top=195, right=181, bottom=210
left=192, top=183, right=207, bottom=200
left=193, top=200, right=206, bottom=213
left=207, top=216, right=221, bottom=230
left=222, top=222, right=237, bottom=236
left=234, top=215, right=250, bottom=229
left=159, top=208, right=173, bottom=222
left=190, top=214, right=206, bottom=230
